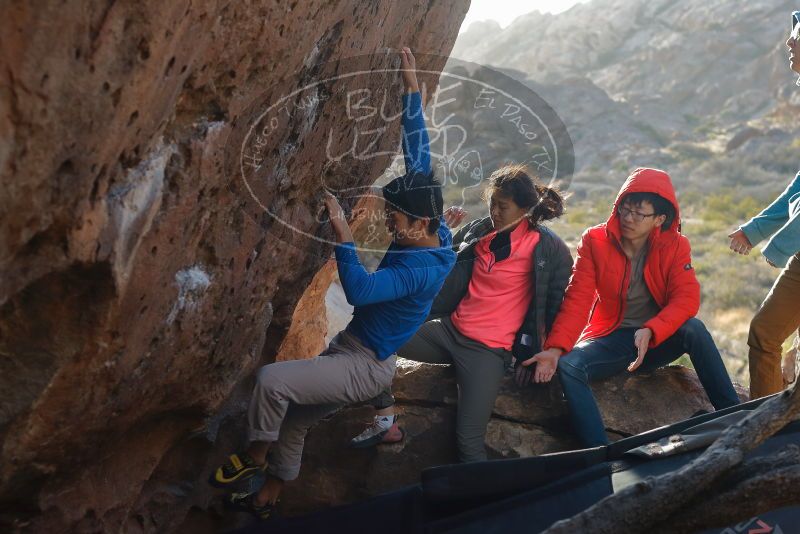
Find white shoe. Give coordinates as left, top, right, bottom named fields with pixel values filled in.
left=349, top=415, right=404, bottom=448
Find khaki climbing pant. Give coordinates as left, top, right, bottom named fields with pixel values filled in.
left=748, top=253, right=800, bottom=399
left=248, top=330, right=396, bottom=481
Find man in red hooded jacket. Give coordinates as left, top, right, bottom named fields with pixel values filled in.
left=522, top=167, right=740, bottom=447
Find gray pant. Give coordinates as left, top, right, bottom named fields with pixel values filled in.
left=374, top=317, right=510, bottom=462
left=248, top=330, right=396, bottom=480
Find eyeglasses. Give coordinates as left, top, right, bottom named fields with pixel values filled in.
left=618, top=206, right=657, bottom=223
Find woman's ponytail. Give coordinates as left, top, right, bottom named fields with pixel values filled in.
left=530, top=183, right=565, bottom=225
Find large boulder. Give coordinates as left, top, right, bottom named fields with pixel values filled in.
left=279, top=358, right=748, bottom=516
left=0, top=1, right=468, bottom=531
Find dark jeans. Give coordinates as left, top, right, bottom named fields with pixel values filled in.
left=557, top=318, right=740, bottom=447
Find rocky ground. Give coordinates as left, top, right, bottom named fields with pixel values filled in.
left=272, top=359, right=748, bottom=518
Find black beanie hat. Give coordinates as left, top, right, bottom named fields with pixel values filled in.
left=382, top=170, right=443, bottom=224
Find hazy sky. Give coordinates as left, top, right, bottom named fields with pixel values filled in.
left=460, top=0, right=590, bottom=32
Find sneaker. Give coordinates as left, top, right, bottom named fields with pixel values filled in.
left=209, top=452, right=266, bottom=488
left=350, top=417, right=405, bottom=448
left=225, top=491, right=277, bottom=520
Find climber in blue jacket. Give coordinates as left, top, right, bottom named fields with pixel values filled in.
left=209, top=47, right=457, bottom=519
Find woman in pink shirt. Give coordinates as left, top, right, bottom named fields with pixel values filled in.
left=352, top=164, right=574, bottom=462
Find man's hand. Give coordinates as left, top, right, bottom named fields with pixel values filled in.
left=399, top=47, right=419, bottom=94
left=443, top=206, right=467, bottom=228
left=324, top=192, right=353, bottom=243
left=629, top=328, right=652, bottom=372
left=728, top=229, right=753, bottom=255
left=519, top=348, right=562, bottom=384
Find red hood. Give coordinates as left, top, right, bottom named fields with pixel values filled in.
left=607, top=167, right=681, bottom=243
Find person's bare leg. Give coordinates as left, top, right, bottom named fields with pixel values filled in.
left=247, top=441, right=270, bottom=465
left=254, top=474, right=284, bottom=506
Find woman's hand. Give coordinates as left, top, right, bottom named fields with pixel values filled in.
left=728, top=228, right=753, bottom=255
left=443, top=206, right=467, bottom=228
left=399, top=47, right=419, bottom=94
left=519, top=348, right=562, bottom=384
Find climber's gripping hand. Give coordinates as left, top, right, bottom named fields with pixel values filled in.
left=324, top=192, right=354, bottom=244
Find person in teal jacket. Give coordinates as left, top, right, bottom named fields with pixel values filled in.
left=736, top=172, right=800, bottom=267
left=728, top=11, right=800, bottom=398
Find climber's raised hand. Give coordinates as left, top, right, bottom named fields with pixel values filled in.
left=399, top=47, right=419, bottom=94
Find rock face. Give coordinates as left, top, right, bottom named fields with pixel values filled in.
left=280, top=358, right=749, bottom=516
left=0, top=1, right=468, bottom=531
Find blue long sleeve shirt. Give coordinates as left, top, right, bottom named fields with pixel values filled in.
left=334, top=91, right=456, bottom=360
left=740, top=171, right=800, bottom=267
left=400, top=91, right=431, bottom=175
